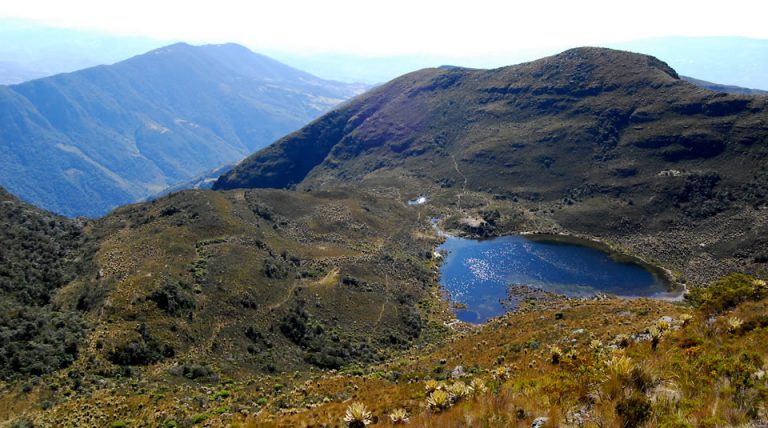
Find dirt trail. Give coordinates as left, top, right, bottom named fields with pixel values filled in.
left=450, top=153, right=468, bottom=210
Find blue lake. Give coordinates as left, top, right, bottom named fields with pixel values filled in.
left=437, top=233, right=681, bottom=323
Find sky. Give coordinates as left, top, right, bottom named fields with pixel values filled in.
left=3, top=0, right=768, bottom=58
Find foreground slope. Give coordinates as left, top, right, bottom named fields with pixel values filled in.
left=217, top=47, right=768, bottom=283
left=0, top=43, right=364, bottom=217
left=2, top=184, right=765, bottom=427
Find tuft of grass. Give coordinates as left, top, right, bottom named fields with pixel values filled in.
left=343, top=401, right=372, bottom=427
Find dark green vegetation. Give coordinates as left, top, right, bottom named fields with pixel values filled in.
left=0, top=184, right=444, bottom=424
left=0, top=42, right=365, bottom=217
left=218, top=47, right=768, bottom=285
left=0, top=187, right=91, bottom=379
left=3, top=186, right=439, bottom=380
left=1, top=48, right=767, bottom=426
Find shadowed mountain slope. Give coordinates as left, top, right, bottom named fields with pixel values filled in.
left=218, top=47, right=767, bottom=195
left=0, top=43, right=365, bottom=217
left=217, top=47, right=768, bottom=282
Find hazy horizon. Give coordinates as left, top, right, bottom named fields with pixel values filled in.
left=1, top=2, right=768, bottom=89
left=3, top=0, right=768, bottom=55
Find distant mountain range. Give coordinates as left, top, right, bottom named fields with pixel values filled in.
left=271, top=37, right=768, bottom=90
left=682, top=76, right=767, bottom=96
left=0, top=42, right=366, bottom=217
left=0, top=18, right=166, bottom=84
left=4, top=19, right=766, bottom=92
left=610, top=37, right=768, bottom=91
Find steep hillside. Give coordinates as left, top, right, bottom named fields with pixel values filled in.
left=0, top=42, right=365, bottom=217
left=217, top=47, right=768, bottom=284
left=0, top=187, right=93, bottom=380
left=0, top=187, right=449, bottom=423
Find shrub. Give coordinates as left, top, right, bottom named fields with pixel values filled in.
left=169, top=363, right=214, bottom=380
left=686, top=273, right=767, bottom=314
left=263, top=260, right=289, bottom=279
left=615, top=394, right=651, bottom=428
left=280, top=302, right=375, bottom=369
left=0, top=304, right=87, bottom=379
left=401, top=307, right=423, bottom=338
left=148, top=281, right=196, bottom=316
left=191, top=413, right=210, bottom=424
left=211, top=389, right=230, bottom=400
left=9, top=418, right=35, bottom=428
left=0, top=192, right=91, bottom=380
left=0, top=190, right=87, bottom=307
left=107, top=323, right=174, bottom=366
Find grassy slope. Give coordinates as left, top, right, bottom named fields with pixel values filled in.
left=5, top=272, right=765, bottom=427
left=217, top=47, right=768, bottom=285
left=245, top=279, right=768, bottom=427
left=0, top=188, right=449, bottom=426
left=2, top=48, right=768, bottom=427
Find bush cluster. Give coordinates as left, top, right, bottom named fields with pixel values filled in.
left=279, top=302, right=378, bottom=369
left=686, top=273, right=767, bottom=314
left=108, top=323, right=175, bottom=366
left=0, top=189, right=90, bottom=379
left=148, top=280, right=196, bottom=316
left=0, top=303, right=87, bottom=379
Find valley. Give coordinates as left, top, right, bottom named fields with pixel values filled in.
left=0, top=43, right=365, bottom=217
left=0, top=47, right=767, bottom=427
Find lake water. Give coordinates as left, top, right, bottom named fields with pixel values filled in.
left=437, top=233, right=681, bottom=323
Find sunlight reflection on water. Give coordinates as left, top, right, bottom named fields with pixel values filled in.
left=438, top=233, right=680, bottom=323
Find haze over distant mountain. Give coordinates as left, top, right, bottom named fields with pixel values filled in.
left=0, top=18, right=167, bottom=84
left=272, top=37, right=768, bottom=91
left=0, top=42, right=366, bottom=217
left=682, top=76, right=767, bottom=96
left=611, top=36, right=768, bottom=90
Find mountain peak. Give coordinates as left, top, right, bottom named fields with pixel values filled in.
left=555, top=46, right=680, bottom=79
left=485, top=47, right=681, bottom=98
left=216, top=47, right=763, bottom=196
left=1, top=43, right=364, bottom=217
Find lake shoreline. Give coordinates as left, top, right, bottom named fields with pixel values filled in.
left=431, top=218, right=686, bottom=324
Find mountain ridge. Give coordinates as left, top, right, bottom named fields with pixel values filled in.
left=214, top=47, right=712, bottom=191
left=0, top=42, right=365, bottom=217
left=216, top=46, right=768, bottom=285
